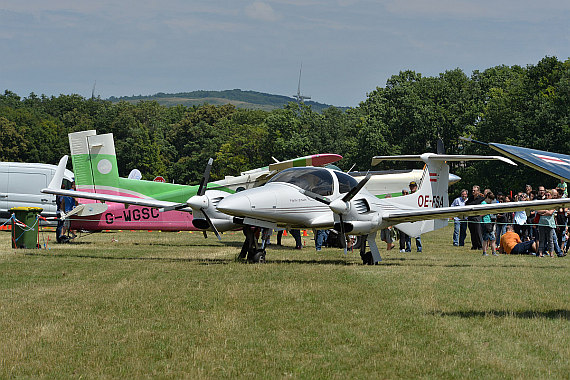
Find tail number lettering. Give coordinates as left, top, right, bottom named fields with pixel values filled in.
left=418, top=195, right=444, bottom=208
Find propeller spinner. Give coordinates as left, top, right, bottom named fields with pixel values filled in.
left=186, top=158, right=222, bottom=240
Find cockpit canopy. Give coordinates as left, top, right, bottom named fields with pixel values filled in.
left=267, top=167, right=359, bottom=196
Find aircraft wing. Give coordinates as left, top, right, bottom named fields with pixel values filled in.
left=41, top=155, right=188, bottom=211
left=382, top=198, right=570, bottom=224
left=268, top=153, right=342, bottom=171
left=42, top=187, right=189, bottom=211
left=372, top=154, right=516, bottom=166
left=488, top=142, right=570, bottom=182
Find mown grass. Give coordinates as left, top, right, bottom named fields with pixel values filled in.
left=1, top=227, right=568, bottom=378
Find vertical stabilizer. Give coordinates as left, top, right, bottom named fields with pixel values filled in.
left=387, top=154, right=450, bottom=237
left=69, top=130, right=120, bottom=193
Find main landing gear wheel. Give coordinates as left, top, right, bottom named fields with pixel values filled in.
left=249, top=249, right=266, bottom=263
left=360, top=251, right=374, bottom=265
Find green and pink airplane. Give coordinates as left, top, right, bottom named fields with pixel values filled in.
left=42, top=130, right=343, bottom=235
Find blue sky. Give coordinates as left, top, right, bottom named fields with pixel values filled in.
left=1, top=0, right=569, bottom=107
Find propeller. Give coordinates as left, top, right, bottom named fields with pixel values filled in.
left=187, top=158, right=221, bottom=240
left=197, top=158, right=213, bottom=196
left=342, top=173, right=371, bottom=203
left=301, top=173, right=372, bottom=253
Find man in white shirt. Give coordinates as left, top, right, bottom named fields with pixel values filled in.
left=451, top=189, right=468, bottom=246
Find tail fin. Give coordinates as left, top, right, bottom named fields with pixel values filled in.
left=373, top=153, right=516, bottom=237
left=69, top=130, right=120, bottom=193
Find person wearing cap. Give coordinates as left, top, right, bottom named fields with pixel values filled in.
left=466, top=185, right=485, bottom=250
left=556, top=179, right=567, bottom=197
left=404, top=181, right=422, bottom=252
left=397, top=188, right=410, bottom=252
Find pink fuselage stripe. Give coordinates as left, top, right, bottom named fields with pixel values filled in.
left=70, top=203, right=197, bottom=231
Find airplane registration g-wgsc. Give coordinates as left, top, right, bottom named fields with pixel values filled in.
left=42, top=130, right=343, bottom=234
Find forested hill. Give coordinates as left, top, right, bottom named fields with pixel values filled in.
left=108, top=89, right=342, bottom=112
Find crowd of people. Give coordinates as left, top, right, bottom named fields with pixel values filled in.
left=451, top=182, right=568, bottom=257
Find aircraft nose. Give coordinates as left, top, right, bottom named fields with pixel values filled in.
left=216, top=192, right=252, bottom=216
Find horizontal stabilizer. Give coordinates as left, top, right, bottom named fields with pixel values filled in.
left=372, top=154, right=516, bottom=166
left=61, top=203, right=109, bottom=219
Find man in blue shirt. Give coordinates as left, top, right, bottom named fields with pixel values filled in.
left=58, top=181, right=78, bottom=243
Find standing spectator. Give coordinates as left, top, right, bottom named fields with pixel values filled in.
left=536, top=190, right=556, bottom=257
left=481, top=191, right=498, bottom=256
left=315, top=229, right=329, bottom=251
left=550, top=189, right=565, bottom=257
left=58, top=181, right=78, bottom=243
left=556, top=179, right=568, bottom=197
left=290, top=229, right=303, bottom=250
left=405, top=181, right=422, bottom=252
left=513, top=192, right=529, bottom=239
left=466, top=185, right=485, bottom=250
left=525, top=184, right=533, bottom=200
left=451, top=189, right=468, bottom=246
left=495, top=194, right=513, bottom=246
left=398, top=188, right=410, bottom=252
left=380, top=194, right=395, bottom=250
left=554, top=188, right=568, bottom=252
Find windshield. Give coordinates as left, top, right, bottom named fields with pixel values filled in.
left=267, top=167, right=334, bottom=196
left=335, top=171, right=359, bottom=194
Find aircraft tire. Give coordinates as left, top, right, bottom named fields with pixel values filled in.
left=251, top=249, right=266, bottom=263
left=361, top=251, right=373, bottom=265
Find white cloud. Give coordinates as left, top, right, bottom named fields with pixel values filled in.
left=245, top=2, right=279, bottom=22
left=384, top=0, right=570, bottom=22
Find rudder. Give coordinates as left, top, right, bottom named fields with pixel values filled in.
left=69, top=130, right=120, bottom=193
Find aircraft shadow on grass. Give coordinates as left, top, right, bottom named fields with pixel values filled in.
left=24, top=250, right=563, bottom=270
left=431, top=309, right=569, bottom=320
left=24, top=251, right=361, bottom=266
left=24, top=252, right=232, bottom=265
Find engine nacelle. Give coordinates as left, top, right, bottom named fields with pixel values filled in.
left=188, top=189, right=239, bottom=233
left=338, top=211, right=382, bottom=235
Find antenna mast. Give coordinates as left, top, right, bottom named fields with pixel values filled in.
left=293, top=63, right=310, bottom=103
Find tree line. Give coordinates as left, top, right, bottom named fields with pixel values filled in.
left=1, top=56, right=568, bottom=196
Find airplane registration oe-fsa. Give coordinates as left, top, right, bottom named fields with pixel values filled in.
left=189, top=152, right=570, bottom=264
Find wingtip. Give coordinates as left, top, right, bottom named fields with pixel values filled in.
left=47, top=155, right=69, bottom=189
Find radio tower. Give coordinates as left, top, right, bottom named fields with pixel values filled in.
left=293, top=63, right=311, bottom=103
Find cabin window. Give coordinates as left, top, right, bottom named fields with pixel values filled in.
left=268, top=167, right=333, bottom=196
left=335, top=171, right=358, bottom=194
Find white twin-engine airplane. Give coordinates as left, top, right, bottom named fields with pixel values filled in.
left=189, top=153, right=570, bottom=264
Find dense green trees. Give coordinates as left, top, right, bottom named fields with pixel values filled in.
left=1, top=57, right=568, bottom=195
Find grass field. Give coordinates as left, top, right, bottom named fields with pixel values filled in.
left=1, top=226, right=568, bottom=378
